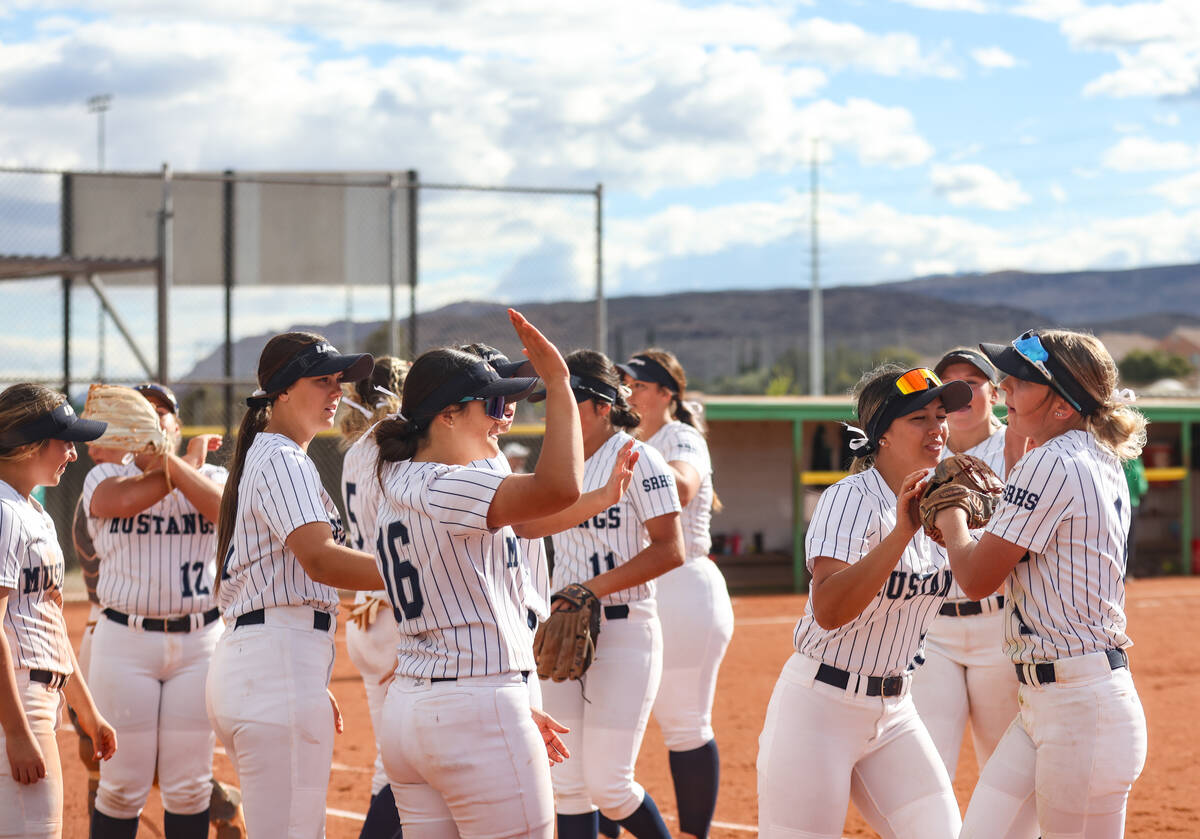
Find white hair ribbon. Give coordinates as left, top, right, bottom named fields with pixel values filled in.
left=618, top=384, right=633, bottom=400
left=375, top=385, right=399, bottom=400
left=1111, top=388, right=1137, bottom=405
left=841, top=422, right=873, bottom=453
left=683, top=400, right=705, bottom=418
left=341, top=396, right=374, bottom=419
left=250, top=388, right=267, bottom=397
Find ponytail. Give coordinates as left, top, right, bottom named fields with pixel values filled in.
left=1088, top=403, right=1147, bottom=461
left=609, top=392, right=641, bottom=430
left=373, top=415, right=429, bottom=487
left=214, top=404, right=270, bottom=590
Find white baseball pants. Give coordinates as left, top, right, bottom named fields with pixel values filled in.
left=961, top=655, right=1147, bottom=839
left=0, top=670, right=63, bottom=839
left=652, top=559, right=734, bottom=750
left=381, top=671, right=554, bottom=839
left=910, top=605, right=1019, bottom=780
left=89, top=617, right=220, bottom=819
left=345, top=604, right=400, bottom=796
left=206, top=607, right=337, bottom=839
left=542, top=599, right=663, bottom=820
left=757, top=653, right=961, bottom=839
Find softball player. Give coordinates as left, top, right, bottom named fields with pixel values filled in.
left=619, top=349, right=732, bottom=839
left=82, top=383, right=227, bottom=839
left=756, top=365, right=971, bottom=839
left=909, top=349, right=1023, bottom=785
left=205, top=332, right=386, bottom=839
left=338, top=356, right=408, bottom=839
left=938, top=329, right=1148, bottom=838
left=0, top=383, right=117, bottom=839
left=372, top=310, right=581, bottom=838
left=521, top=349, right=685, bottom=839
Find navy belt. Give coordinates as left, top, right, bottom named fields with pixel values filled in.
left=940, top=595, right=1005, bottom=618
left=603, top=605, right=629, bottom=620
left=234, top=608, right=332, bottom=631
left=1015, top=648, right=1128, bottom=686
left=104, top=606, right=220, bottom=633
left=30, top=669, right=70, bottom=690
left=815, top=663, right=906, bottom=697
left=431, top=671, right=530, bottom=684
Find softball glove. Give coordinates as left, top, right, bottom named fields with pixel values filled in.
left=919, top=453, right=1005, bottom=545
left=533, top=583, right=601, bottom=682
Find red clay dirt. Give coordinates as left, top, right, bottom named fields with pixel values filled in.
left=57, top=575, right=1200, bottom=837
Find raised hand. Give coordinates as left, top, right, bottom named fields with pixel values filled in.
left=601, top=440, right=639, bottom=506
left=509, top=309, right=568, bottom=385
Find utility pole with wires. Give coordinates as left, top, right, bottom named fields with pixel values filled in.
left=88, top=93, right=113, bottom=379
left=808, top=138, right=823, bottom=396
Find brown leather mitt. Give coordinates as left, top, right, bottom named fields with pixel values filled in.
left=919, top=453, right=1005, bottom=545
left=532, top=583, right=601, bottom=682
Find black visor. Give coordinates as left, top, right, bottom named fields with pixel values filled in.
left=409, top=360, right=538, bottom=421
left=857, top=373, right=972, bottom=455
left=262, top=342, right=374, bottom=396
left=934, top=349, right=999, bottom=385
left=978, top=334, right=1100, bottom=417
left=0, top=402, right=107, bottom=451
left=527, top=373, right=618, bottom=405
left=467, top=344, right=536, bottom=379
left=616, top=356, right=679, bottom=393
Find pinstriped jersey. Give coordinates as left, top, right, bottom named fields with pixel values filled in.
left=375, top=459, right=532, bottom=678
left=940, top=426, right=1007, bottom=602
left=794, top=468, right=951, bottom=677
left=475, top=453, right=550, bottom=622
left=341, top=426, right=388, bottom=604
left=646, top=421, right=713, bottom=562
left=986, top=430, right=1131, bottom=664
left=82, top=461, right=227, bottom=616
left=550, top=431, right=682, bottom=605
left=218, top=433, right=344, bottom=618
left=0, top=481, right=72, bottom=674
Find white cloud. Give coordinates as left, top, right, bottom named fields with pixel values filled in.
left=1049, top=183, right=1068, bottom=203
left=1149, top=170, right=1200, bottom=206
left=773, top=18, right=960, bottom=78
left=892, top=0, right=989, bottom=12
left=1013, top=0, right=1200, bottom=99
left=971, top=46, right=1019, bottom=69
left=929, top=164, right=1031, bottom=210
left=1102, top=136, right=1200, bottom=172
left=1154, top=111, right=1181, bottom=126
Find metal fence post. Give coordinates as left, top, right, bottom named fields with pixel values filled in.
left=157, top=163, right=173, bottom=385
left=595, top=182, right=605, bottom=354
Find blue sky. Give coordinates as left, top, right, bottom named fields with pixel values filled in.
left=1, top=0, right=1198, bottom=380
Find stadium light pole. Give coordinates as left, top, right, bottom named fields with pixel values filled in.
left=87, top=94, right=113, bottom=170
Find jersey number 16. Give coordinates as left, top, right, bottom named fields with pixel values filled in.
left=376, top=520, right=425, bottom=622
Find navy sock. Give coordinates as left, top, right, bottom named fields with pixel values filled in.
left=163, top=808, right=209, bottom=839
left=360, top=786, right=404, bottom=839
left=669, top=739, right=720, bottom=838
left=598, top=812, right=622, bottom=838
left=614, top=794, right=672, bottom=839
left=557, top=811, right=600, bottom=839
left=90, top=809, right=139, bottom=839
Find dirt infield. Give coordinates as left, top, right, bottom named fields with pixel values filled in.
left=58, top=575, right=1200, bottom=837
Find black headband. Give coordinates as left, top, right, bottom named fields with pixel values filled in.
left=0, top=402, right=107, bottom=451
left=247, top=341, right=373, bottom=408
left=619, top=355, right=680, bottom=394
left=527, top=372, right=619, bottom=405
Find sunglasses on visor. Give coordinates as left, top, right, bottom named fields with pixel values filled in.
left=1010, top=331, right=1086, bottom=414
left=893, top=368, right=944, bottom=396
left=459, top=394, right=508, bottom=421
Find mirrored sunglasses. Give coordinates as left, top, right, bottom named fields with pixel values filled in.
left=894, top=368, right=943, bottom=396
left=459, top=394, right=508, bottom=421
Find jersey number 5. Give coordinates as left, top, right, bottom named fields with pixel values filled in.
left=377, top=520, right=424, bottom=622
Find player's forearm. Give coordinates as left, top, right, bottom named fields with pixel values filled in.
left=584, top=538, right=684, bottom=599
left=89, top=472, right=171, bottom=518
left=303, top=543, right=385, bottom=591
left=939, top=515, right=1004, bottom=600
left=164, top=455, right=223, bottom=522
left=810, top=529, right=911, bottom=629
left=60, top=642, right=100, bottom=723
left=512, top=487, right=615, bottom=539
left=0, top=630, right=35, bottom=739
left=532, top=375, right=584, bottom=507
